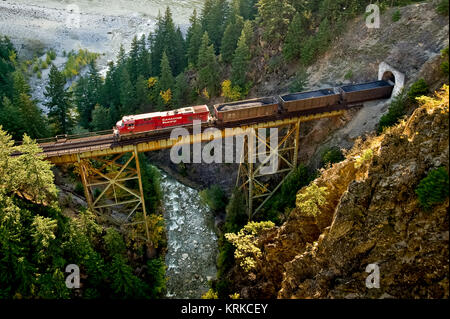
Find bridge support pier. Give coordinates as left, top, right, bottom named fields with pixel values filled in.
left=236, top=119, right=302, bottom=220
left=76, top=150, right=150, bottom=243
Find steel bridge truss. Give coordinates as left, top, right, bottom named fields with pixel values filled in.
left=236, top=119, right=301, bottom=220
left=76, top=145, right=150, bottom=242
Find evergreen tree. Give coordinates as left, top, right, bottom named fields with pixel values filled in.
left=283, top=12, right=305, bottom=62
left=0, top=96, right=25, bottom=140
left=11, top=70, right=30, bottom=102
left=135, top=75, right=151, bottom=112
left=17, top=93, right=48, bottom=139
left=74, top=60, right=102, bottom=129
left=186, top=9, right=204, bottom=67
left=201, top=0, right=229, bottom=53
left=221, top=14, right=244, bottom=64
left=44, top=65, right=73, bottom=134
left=231, top=21, right=253, bottom=88
left=173, top=73, right=190, bottom=108
left=174, top=27, right=187, bottom=74
left=100, top=61, right=121, bottom=118
left=137, top=34, right=152, bottom=79
left=159, top=52, right=175, bottom=93
left=150, top=7, right=185, bottom=76
left=197, top=32, right=220, bottom=97
left=128, top=36, right=140, bottom=85
left=119, top=68, right=135, bottom=116
left=91, top=104, right=112, bottom=131
left=233, top=0, right=258, bottom=20
left=257, top=0, right=295, bottom=44
left=315, top=18, right=332, bottom=55
left=0, top=36, right=15, bottom=101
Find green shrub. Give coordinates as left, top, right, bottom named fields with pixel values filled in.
left=200, top=185, right=227, bottom=214
left=392, top=10, right=401, bottom=22
left=408, top=78, right=429, bottom=101
left=74, top=182, right=84, bottom=196
left=378, top=90, right=407, bottom=133
left=146, top=257, right=166, bottom=298
left=290, top=68, right=309, bottom=93
left=225, top=221, right=275, bottom=272
left=436, top=0, right=449, bottom=15
left=322, top=147, right=345, bottom=167
left=201, top=289, right=218, bottom=299
left=41, top=60, right=48, bottom=69
left=47, top=50, right=57, bottom=61
left=32, top=64, right=39, bottom=73
left=267, top=54, right=283, bottom=73
left=103, top=228, right=126, bottom=257
left=344, top=70, right=353, bottom=80
left=415, top=167, right=449, bottom=210
left=355, top=149, right=374, bottom=169
left=223, top=188, right=247, bottom=233
left=36, top=71, right=42, bottom=79
left=296, top=183, right=328, bottom=217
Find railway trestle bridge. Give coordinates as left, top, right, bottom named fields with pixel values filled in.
left=37, top=108, right=349, bottom=243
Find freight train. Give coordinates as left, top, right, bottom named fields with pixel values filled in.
left=113, top=80, right=394, bottom=140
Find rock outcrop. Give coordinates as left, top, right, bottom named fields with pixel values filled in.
left=233, top=86, right=449, bottom=299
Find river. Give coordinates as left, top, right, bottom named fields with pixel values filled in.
left=160, top=171, right=218, bottom=299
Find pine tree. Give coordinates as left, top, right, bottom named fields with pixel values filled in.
left=17, top=93, right=48, bottom=139
left=257, top=0, right=295, bottom=44
left=0, top=36, right=16, bottom=101
left=135, top=75, right=151, bottom=112
left=221, top=14, right=244, bottom=64
left=74, top=60, right=102, bottom=129
left=100, top=61, right=121, bottom=112
left=12, top=70, right=31, bottom=102
left=91, top=104, right=111, bottom=131
left=197, top=32, right=220, bottom=97
left=44, top=65, right=73, bottom=134
left=173, top=72, right=190, bottom=108
left=150, top=7, right=185, bottom=76
left=201, top=0, right=230, bottom=53
left=315, top=18, right=332, bottom=55
left=173, top=27, right=187, bottom=74
left=283, top=12, right=305, bottom=62
left=128, top=35, right=140, bottom=85
left=233, top=0, right=258, bottom=20
left=159, top=52, right=175, bottom=93
left=137, top=34, right=152, bottom=79
left=186, top=9, right=204, bottom=67
left=117, top=44, right=126, bottom=66
left=0, top=96, right=25, bottom=140
left=119, top=68, right=136, bottom=116
left=231, top=21, right=253, bottom=88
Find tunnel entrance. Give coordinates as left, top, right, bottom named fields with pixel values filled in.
left=378, top=62, right=405, bottom=98
left=382, top=71, right=396, bottom=84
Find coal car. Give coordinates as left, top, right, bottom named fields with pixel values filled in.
left=339, top=80, right=394, bottom=104
left=280, top=88, right=342, bottom=113
left=214, top=97, right=279, bottom=124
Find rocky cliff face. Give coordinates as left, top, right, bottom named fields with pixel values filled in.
left=231, top=86, right=449, bottom=299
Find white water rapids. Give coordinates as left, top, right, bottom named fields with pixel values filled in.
left=159, top=171, right=218, bottom=299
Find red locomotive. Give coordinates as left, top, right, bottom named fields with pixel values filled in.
left=114, top=105, right=210, bottom=139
